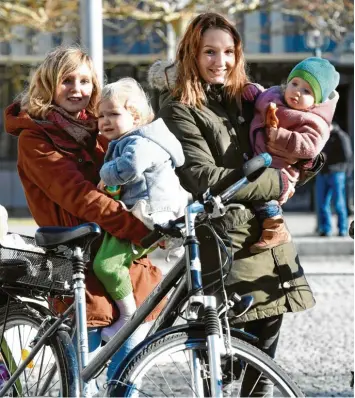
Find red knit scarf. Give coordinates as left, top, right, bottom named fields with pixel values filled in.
left=46, top=106, right=98, bottom=148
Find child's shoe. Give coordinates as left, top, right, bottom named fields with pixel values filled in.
left=250, top=216, right=291, bottom=254
left=0, top=363, right=10, bottom=392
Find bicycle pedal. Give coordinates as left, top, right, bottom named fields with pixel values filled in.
left=227, top=293, right=254, bottom=319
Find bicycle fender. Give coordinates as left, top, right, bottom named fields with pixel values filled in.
left=143, top=323, right=258, bottom=344
left=19, top=302, right=80, bottom=396
left=111, top=322, right=258, bottom=384
left=56, top=330, right=80, bottom=398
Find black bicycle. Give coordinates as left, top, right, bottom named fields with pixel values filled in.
left=0, top=154, right=303, bottom=397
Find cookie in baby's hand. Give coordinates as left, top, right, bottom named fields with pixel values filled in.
left=266, top=102, right=279, bottom=128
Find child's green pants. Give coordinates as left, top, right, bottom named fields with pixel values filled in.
left=93, top=233, right=152, bottom=300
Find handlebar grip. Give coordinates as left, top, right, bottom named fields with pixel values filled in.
left=140, top=215, right=186, bottom=248
left=140, top=229, right=165, bottom=249
left=243, top=153, right=272, bottom=182
left=209, top=169, right=242, bottom=197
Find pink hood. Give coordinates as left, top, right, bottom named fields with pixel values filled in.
left=250, top=86, right=339, bottom=181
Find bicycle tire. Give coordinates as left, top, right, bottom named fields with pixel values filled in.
left=108, top=326, right=304, bottom=397
left=0, top=302, right=71, bottom=397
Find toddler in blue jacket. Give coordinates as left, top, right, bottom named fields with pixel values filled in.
left=94, top=77, right=187, bottom=342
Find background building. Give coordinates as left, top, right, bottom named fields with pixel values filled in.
left=0, top=11, right=353, bottom=214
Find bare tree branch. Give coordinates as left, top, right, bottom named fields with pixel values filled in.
left=0, top=0, right=352, bottom=44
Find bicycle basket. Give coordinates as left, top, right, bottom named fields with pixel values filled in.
left=0, top=235, right=73, bottom=295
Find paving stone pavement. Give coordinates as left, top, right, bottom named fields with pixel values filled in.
left=6, top=220, right=354, bottom=396
left=276, top=273, right=354, bottom=397
left=94, top=259, right=353, bottom=397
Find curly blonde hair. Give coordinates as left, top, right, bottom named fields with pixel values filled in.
left=99, top=77, right=154, bottom=126
left=20, top=46, right=100, bottom=119
left=173, top=12, right=248, bottom=110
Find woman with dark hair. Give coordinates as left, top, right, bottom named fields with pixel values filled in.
left=149, top=12, right=320, bottom=395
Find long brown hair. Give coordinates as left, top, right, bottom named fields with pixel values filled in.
left=20, top=46, right=100, bottom=119
left=173, top=12, right=248, bottom=109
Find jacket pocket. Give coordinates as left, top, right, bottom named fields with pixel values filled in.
left=213, top=207, right=255, bottom=232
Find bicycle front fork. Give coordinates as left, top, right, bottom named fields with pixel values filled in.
left=184, top=203, right=224, bottom=397
left=188, top=295, right=224, bottom=398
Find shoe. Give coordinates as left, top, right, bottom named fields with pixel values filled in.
left=250, top=216, right=291, bottom=254
left=89, top=379, right=100, bottom=397
left=222, top=358, right=243, bottom=396
left=0, top=363, right=10, bottom=393
left=319, top=232, right=331, bottom=237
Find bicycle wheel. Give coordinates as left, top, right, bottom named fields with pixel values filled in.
left=0, top=302, right=71, bottom=397
left=108, top=327, right=304, bottom=397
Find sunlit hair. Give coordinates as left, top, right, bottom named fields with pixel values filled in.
left=20, top=45, right=100, bottom=119
left=173, top=12, right=248, bottom=109
left=280, top=82, right=287, bottom=96
left=99, top=77, right=154, bottom=126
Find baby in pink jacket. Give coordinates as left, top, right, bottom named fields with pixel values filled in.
left=243, top=57, right=340, bottom=253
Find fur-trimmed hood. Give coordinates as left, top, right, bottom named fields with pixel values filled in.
left=148, top=60, right=227, bottom=108
left=148, top=60, right=177, bottom=92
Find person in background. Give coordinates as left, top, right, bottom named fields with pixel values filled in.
left=242, top=57, right=339, bottom=252
left=316, top=121, right=353, bottom=236
left=349, top=220, right=354, bottom=239
left=94, top=77, right=187, bottom=342
left=149, top=12, right=323, bottom=396
left=4, top=45, right=164, bottom=387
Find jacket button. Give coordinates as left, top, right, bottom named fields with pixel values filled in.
left=283, top=281, right=291, bottom=289
left=78, top=158, right=83, bottom=163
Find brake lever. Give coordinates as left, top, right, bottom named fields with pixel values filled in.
left=206, top=198, right=246, bottom=219
left=154, top=222, right=185, bottom=239
left=205, top=196, right=226, bottom=218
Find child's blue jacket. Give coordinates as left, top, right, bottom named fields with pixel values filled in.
left=100, top=118, right=185, bottom=213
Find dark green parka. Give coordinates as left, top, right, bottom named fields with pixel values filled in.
left=149, top=61, right=316, bottom=323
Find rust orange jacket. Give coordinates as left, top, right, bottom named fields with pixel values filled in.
left=5, top=102, right=163, bottom=326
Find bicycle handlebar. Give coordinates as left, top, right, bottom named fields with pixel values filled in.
left=140, top=215, right=185, bottom=248
left=140, top=229, right=165, bottom=249
left=140, top=153, right=272, bottom=249
left=209, top=152, right=272, bottom=198
left=243, top=152, right=272, bottom=181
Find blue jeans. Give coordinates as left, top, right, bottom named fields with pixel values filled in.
left=316, top=172, right=348, bottom=235
left=75, top=321, right=153, bottom=392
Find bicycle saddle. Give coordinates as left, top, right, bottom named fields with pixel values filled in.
left=35, top=223, right=101, bottom=249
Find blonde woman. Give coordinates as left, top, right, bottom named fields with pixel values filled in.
left=4, top=46, right=164, bottom=383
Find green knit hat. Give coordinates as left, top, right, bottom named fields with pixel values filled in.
left=287, top=57, right=340, bottom=104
